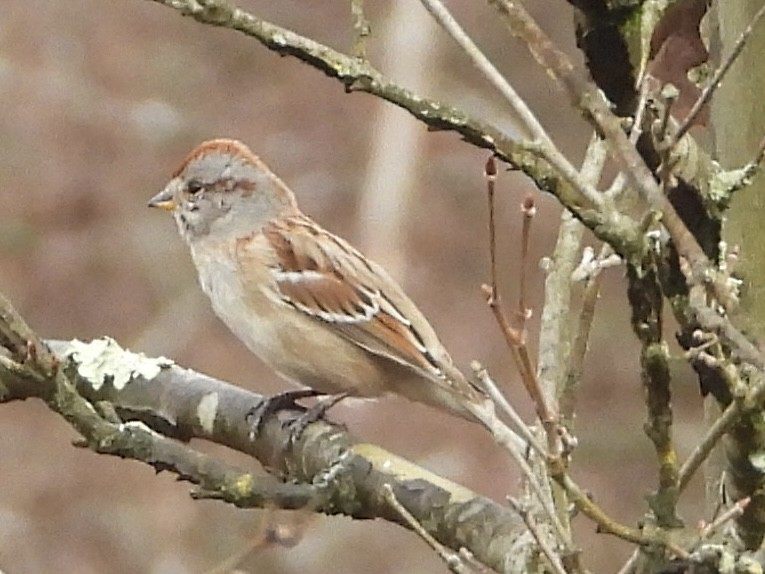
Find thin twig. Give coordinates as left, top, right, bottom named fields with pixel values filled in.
left=691, top=295, right=765, bottom=372
left=605, top=78, right=652, bottom=201
left=570, top=246, right=622, bottom=282
left=538, top=136, right=607, bottom=412
left=469, top=397, right=678, bottom=555
left=678, top=370, right=765, bottom=493
left=482, top=163, right=552, bottom=427
left=656, top=84, right=679, bottom=148
left=472, top=362, right=545, bottom=456
left=672, top=1, right=765, bottom=146
left=465, top=401, right=574, bottom=550
left=696, top=497, right=751, bottom=543
left=382, top=484, right=477, bottom=574
left=615, top=549, right=641, bottom=574
left=204, top=507, right=310, bottom=574
left=631, top=76, right=652, bottom=145
left=487, top=0, right=734, bottom=308
left=658, top=85, right=680, bottom=193
left=560, top=244, right=612, bottom=425
left=721, top=135, right=765, bottom=194
left=350, top=0, right=371, bottom=59
left=485, top=157, right=499, bottom=301
left=458, top=549, right=496, bottom=574
left=553, top=472, right=688, bottom=559
left=748, top=136, right=765, bottom=182
left=518, top=195, right=536, bottom=329
left=606, top=78, right=652, bottom=198
left=507, top=497, right=568, bottom=574
left=418, top=0, right=604, bottom=211
left=481, top=286, right=553, bottom=425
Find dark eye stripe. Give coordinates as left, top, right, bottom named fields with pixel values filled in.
left=187, top=180, right=204, bottom=194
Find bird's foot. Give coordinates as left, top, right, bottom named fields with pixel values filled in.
left=282, top=392, right=350, bottom=444
left=246, top=389, right=322, bottom=440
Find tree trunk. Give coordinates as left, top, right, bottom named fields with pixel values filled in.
left=714, top=1, right=765, bottom=340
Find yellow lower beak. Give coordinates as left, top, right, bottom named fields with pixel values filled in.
left=148, top=189, right=177, bottom=212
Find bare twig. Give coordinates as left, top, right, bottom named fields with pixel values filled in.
left=472, top=362, right=545, bottom=456
left=656, top=84, right=679, bottom=148
left=485, top=157, right=499, bottom=300
left=507, top=497, right=568, bottom=574
left=570, top=246, right=622, bottom=282
left=469, top=378, right=678, bottom=556
left=350, top=0, right=371, bottom=59
left=605, top=78, right=652, bottom=202
left=678, top=370, right=765, bottom=493
left=486, top=0, right=733, bottom=308
left=483, top=263, right=552, bottom=428
left=560, top=244, right=613, bottom=425
left=481, top=135, right=654, bottom=557
left=204, top=507, right=311, bottom=574
left=691, top=296, right=765, bottom=372
left=458, top=549, right=497, bottom=574
left=538, top=136, right=607, bottom=412
left=383, top=484, right=478, bottom=574
left=672, top=1, right=765, bottom=146
left=745, top=136, right=765, bottom=184
left=418, top=0, right=604, bottom=211
left=615, top=549, right=641, bottom=574
left=518, top=195, right=536, bottom=329
left=696, top=497, right=751, bottom=543
left=718, top=135, right=765, bottom=195
left=753, top=136, right=765, bottom=170
left=552, top=472, right=688, bottom=559
left=464, top=400, right=575, bottom=552
left=482, top=163, right=551, bottom=427
left=657, top=85, right=680, bottom=193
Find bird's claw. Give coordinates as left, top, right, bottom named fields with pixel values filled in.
left=246, top=389, right=321, bottom=440
left=281, top=392, right=350, bottom=445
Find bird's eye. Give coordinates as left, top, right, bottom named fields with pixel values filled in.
left=187, top=180, right=204, bottom=195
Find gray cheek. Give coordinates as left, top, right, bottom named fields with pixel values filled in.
left=175, top=209, right=207, bottom=240
left=175, top=195, right=236, bottom=242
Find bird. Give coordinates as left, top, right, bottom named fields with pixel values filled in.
left=148, top=138, right=487, bottom=430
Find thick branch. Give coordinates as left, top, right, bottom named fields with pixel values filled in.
left=0, top=319, right=528, bottom=574
left=626, top=258, right=679, bottom=528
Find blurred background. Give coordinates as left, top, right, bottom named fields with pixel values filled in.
left=0, top=1, right=706, bottom=572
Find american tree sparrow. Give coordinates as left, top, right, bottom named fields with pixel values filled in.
left=149, top=139, right=486, bottom=426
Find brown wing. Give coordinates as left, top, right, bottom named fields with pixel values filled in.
left=259, top=215, right=451, bottom=384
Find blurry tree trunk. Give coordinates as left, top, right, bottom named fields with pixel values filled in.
left=711, top=0, right=765, bottom=548
left=357, top=1, right=439, bottom=280
left=714, top=1, right=765, bottom=340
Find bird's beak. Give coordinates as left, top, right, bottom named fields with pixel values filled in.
left=148, top=187, right=177, bottom=211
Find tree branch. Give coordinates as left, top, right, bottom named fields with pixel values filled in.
left=145, top=0, right=648, bottom=265
left=486, top=0, right=733, bottom=308
left=0, top=291, right=532, bottom=573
